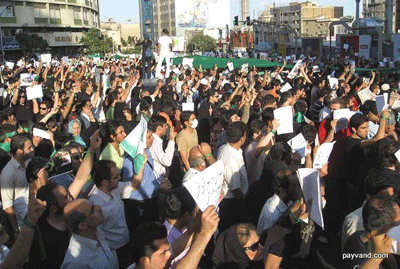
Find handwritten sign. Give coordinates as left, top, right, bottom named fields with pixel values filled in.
left=26, top=85, right=43, bottom=100
left=288, top=133, right=307, bottom=157
left=313, top=142, right=336, bottom=169
left=297, top=168, right=324, bottom=229
left=333, top=108, right=354, bottom=132
left=183, top=161, right=224, bottom=212
left=328, top=77, right=339, bottom=90
left=273, top=106, right=293, bottom=135
left=357, top=88, right=375, bottom=105
left=20, top=73, right=33, bottom=87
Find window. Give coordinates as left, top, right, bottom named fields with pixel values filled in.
left=50, top=6, right=61, bottom=18
left=73, top=7, right=81, bottom=19
left=0, top=4, right=15, bottom=17
left=83, top=9, right=88, bottom=20
left=34, top=3, right=48, bottom=18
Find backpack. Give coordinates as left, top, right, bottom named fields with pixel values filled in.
left=145, top=47, right=152, bottom=58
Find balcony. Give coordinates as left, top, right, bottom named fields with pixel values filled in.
left=50, top=18, right=62, bottom=24
left=34, top=18, right=48, bottom=24
left=74, top=19, right=82, bottom=25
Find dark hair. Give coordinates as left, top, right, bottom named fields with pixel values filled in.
left=163, top=187, right=197, bottom=220
left=361, top=100, right=378, bottom=116
left=300, top=125, right=317, bottom=144
left=362, top=194, right=398, bottom=233
left=160, top=100, right=175, bottom=115
left=293, top=99, right=307, bottom=114
left=263, top=95, right=276, bottom=106
left=379, top=139, right=400, bottom=168
left=248, top=119, right=265, bottom=141
left=0, top=124, right=16, bottom=143
left=36, top=182, right=61, bottom=219
left=226, top=121, right=247, bottom=143
left=220, top=110, right=237, bottom=129
left=26, top=156, right=48, bottom=183
left=330, top=98, right=345, bottom=109
left=104, top=120, right=124, bottom=143
left=272, top=168, right=303, bottom=202
left=364, top=169, right=397, bottom=197
left=261, top=108, right=274, bottom=122
left=131, top=222, right=168, bottom=265
left=140, top=96, right=153, bottom=112
left=92, top=160, right=117, bottom=187
left=10, top=133, right=31, bottom=156
left=34, top=139, right=54, bottom=159
left=349, top=113, right=369, bottom=131
left=148, top=115, right=167, bottom=133
left=317, top=87, right=330, bottom=99
left=278, top=92, right=292, bottom=107
left=162, top=29, right=169, bottom=35
left=54, top=132, right=75, bottom=151
left=180, top=111, right=194, bottom=128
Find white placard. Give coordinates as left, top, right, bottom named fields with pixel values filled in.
left=297, top=168, right=324, bottom=229
left=313, top=142, right=336, bottom=169
left=384, top=92, right=389, bottom=105
left=375, top=95, right=386, bottom=114
left=93, top=57, right=101, bottom=64
left=5, top=62, right=14, bottom=70
left=182, top=103, right=194, bottom=111
left=357, top=88, right=376, bottom=105
left=200, top=78, right=208, bottom=85
left=241, top=63, right=248, bottom=73
left=173, top=68, right=180, bottom=75
left=120, top=116, right=147, bottom=158
left=227, top=62, right=234, bottom=71
left=343, top=44, right=349, bottom=50
left=288, top=133, right=307, bottom=157
left=359, top=35, right=371, bottom=59
left=41, top=54, right=52, bottom=63
left=313, top=66, right=321, bottom=73
left=33, top=128, right=51, bottom=140
left=26, top=85, right=43, bottom=100
left=288, top=60, right=302, bottom=79
left=328, top=78, right=339, bottom=90
left=182, top=58, right=194, bottom=68
left=183, top=161, right=225, bottom=212
left=17, top=60, right=24, bottom=67
left=333, top=108, right=351, bottom=132
left=20, top=73, right=33, bottom=87
left=273, top=106, right=293, bottom=135
left=392, top=99, right=400, bottom=110
left=280, top=82, right=292, bottom=93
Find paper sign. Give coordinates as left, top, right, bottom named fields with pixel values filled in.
left=173, top=68, right=180, bottom=75
left=120, top=116, right=148, bottom=158
left=395, top=149, right=400, bottom=164
left=357, top=88, right=376, bottom=105
left=200, top=78, right=208, bottom=85
left=343, top=44, right=349, bottom=50
left=241, top=63, right=248, bottom=73
left=273, top=106, right=293, bottom=135
left=5, top=62, right=14, bottom=70
left=182, top=58, right=194, bottom=68
left=384, top=92, right=389, bottom=105
left=182, top=103, right=194, bottom=111
left=328, top=78, right=339, bottom=89
left=20, top=73, right=33, bottom=87
left=41, top=54, right=51, bottom=63
left=375, top=95, right=386, bottom=114
left=333, top=108, right=351, bottom=132
left=227, top=62, right=234, bottom=71
left=280, top=82, right=292, bottom=93
left=93, top=57, right=101, bottom=64
left=313, top=142, right=336, bottom=169
left=288, top=133, right=307, bottom=157
left=33, top=128, right=51, bottom=140
left=183, top=161, right=224, bottom=212
left=297, top=168, right=324, bottom=229
left=288, top=60, right=302, bottom=79
left=392, top=99, right=400, bottom=110
left=17, top=60, right=24, bottom=67
left=26, top=85, right=43, bottom=100
left=313, top=66, right=321, bottom=73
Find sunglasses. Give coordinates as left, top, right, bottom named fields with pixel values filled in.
left=71, top=154, right=82, bottom=161
left=243, top=240, right=260, bottom=252
left=40, top=107, right=47, bottom=110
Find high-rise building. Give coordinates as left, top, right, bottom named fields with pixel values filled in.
left=363, top=0, right=399, bottom=33
left=143, top=0, right=231, bottom=44
left=138, top=0, right=155, bottom=41
left=0, top=0, right=100, bottom=54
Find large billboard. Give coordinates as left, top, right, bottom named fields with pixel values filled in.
left=175, top=0, right=230, bottom=29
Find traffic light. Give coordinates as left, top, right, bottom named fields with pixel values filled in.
left=246, top=16, right=252, bottom=26
left=234, top=16, right=238, bottom=26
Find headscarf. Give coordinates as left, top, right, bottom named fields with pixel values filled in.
left=68, top=120, right=86, bottom=148
left=212, top=224, right=251, bottom=269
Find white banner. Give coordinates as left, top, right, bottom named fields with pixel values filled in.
left=359, top=35, right=371, bottom=59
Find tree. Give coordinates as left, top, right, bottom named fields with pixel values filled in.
left=187, top=34, right=216, bottom=53
left=80, top=28, right=113, bottom=54
left=121, top=38, right=128, bottom=47
left=16, top=33, right=48, bottom=54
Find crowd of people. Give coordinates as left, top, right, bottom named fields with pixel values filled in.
left=0, top=29, right=399, bottom=269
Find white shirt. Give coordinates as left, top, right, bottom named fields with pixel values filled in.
left=89, top=182, right=132, bottom=249
left=158, top=35, right=173, bottom=54
left=61, top=233, right=118, bottom=269
left=0, top=157, right=29, bottom=229
left=217, top=143, right=248, bottom=199
left=257, top=194, right=288, bottom=235
left=150, top=133, right=175, bottom=179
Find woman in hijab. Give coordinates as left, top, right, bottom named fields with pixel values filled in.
left=68, top=119, right=86, bottom=148
left=213, top=223, right=264, bottom=269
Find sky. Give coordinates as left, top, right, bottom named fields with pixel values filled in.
left=99, top=0, right=355, bottom=25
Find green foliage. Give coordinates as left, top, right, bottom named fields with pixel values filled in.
left=16, top=33, right=48, bottom=53
left=80, top=28, right=113, bottom=54
left=121, top=38, right=128, bottom=47
left=188, top=34, right=216, bottom=52
left=122, top=45, right=142, bottom=55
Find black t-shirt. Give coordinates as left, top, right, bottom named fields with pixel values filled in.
left=25, top=217, right=71, bottom=269
left=14, top=100, right=34, bottom=122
